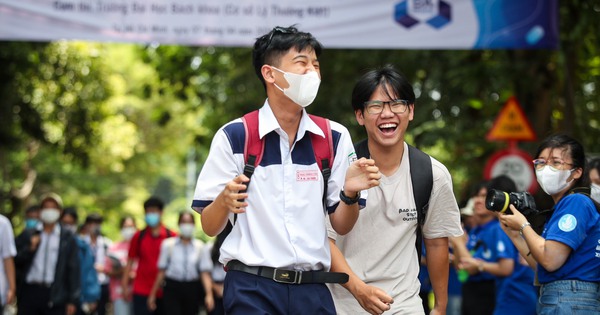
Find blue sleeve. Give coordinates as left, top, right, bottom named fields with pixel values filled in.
left=78, top=239, right=101, bottom=302
left=494, top=224, right=516, bottom=260
left=545, top=194, right=595, bottom=251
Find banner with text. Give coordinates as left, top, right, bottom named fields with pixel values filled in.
left=0, top=0, right=558, bottom=49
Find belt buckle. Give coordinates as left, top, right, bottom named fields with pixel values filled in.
left=272, top=268, right=301, bottom=284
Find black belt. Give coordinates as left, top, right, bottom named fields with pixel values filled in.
left=26, top=282, right=52, bottom=288
left=226, top=260, right=348, bottom=285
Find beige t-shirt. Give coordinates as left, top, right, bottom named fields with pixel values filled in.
left=328, top=142, right=463, bottom=314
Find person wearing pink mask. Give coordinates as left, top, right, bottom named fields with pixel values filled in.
left=192, top=25, right=381, bottom=314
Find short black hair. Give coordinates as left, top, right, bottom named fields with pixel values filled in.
left=143, top=197, right=164, bottom=211
left=61, top=207, right=79, bottom=222
left=26, top=205, right=40, bottom=214
left=588, top=158, right=600, bottom=179
left=85, top=213, right=103, bottom=224
left=351, top=64, right=415, bottom=112
left=252, top=25, right=322, bottom=89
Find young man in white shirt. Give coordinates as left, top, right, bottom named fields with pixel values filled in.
left=0, top=214, right=16, bottom=314
left=192, top=26, right=381, bottom=314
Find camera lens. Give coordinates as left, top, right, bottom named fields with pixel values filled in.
left=485, top=189, right=511, bottom=213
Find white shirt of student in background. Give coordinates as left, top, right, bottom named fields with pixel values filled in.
left=0, top=215, right=17, bottom=306
left=157, top=237, right=204, bottom=282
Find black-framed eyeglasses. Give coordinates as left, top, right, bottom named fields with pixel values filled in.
left=364, top=100, right=410, bottom=115
left=532, top=158, right=574, bottom=172
left=266, top=27, right=294, bottom=48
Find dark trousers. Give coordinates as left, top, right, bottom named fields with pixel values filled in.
left=207, top=295, right=224, bottom=315
left=17, top=283, right=65, bottom=315
left=223, top=270, right=336, bottom=315
left=163, top=278, right=203, bottom=315
left=132, top=294, right=163, bottom=315
left=96, top=284, right=109, bottom=315
left=461, top=280, right=495, bottom=315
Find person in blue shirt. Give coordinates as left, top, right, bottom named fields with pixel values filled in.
left=500, top=134, right=600, bottom=314
left=452, top=176, right=537, bottom=315
left=61, top=207, right=101, bottom=315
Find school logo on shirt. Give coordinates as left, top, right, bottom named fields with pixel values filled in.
left=558, top=214, right=577, bottom=232
left=348, top=152, right=358, bottom=165
left=296, top=170, right=319, bottom=181
left=497, top=240, right=506, bottom=253
left=482, top=249, right=492, bottom=259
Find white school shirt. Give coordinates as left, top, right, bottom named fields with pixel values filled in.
left=26, top=224, right=61, bottom=285
left=157, top=237, right=204, bottom=282
left=328, top=142, right=463, bottom=314
left=199, top=243, right=226, bottom=283
left=0, top=215, right=16, bottom=305
left=192, top=101, right=359, bottom=271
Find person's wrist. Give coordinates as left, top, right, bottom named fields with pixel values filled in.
left=339, top=189, right=360, bottom=205
left=477, top=261, right=485, bottom=273
left=519, top=222, right=531, bottom=237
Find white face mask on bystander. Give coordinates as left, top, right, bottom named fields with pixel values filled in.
left=40, top=208, right=60, bottom=224
left=591, top=183, right=600, bottom=203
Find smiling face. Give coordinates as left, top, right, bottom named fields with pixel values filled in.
left=355, top=84, right=414, bottom=148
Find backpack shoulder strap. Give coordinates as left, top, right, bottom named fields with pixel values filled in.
left=308, top=114, right=334, bottom=172
left=236, top=110, right=264, bottom=224
left=354, top=138, right=369, bottom=159
left=137, top=228, right=147, bottom=257
left=308, top=114, right=334, bottom=210
left=408, top=144, right=433, bottom=262
left=241, top=110, right=264, bottom=175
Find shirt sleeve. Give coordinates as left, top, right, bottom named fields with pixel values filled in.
left=127, top=231, right=141, bottom=260
left=0, top=217, right=16, bottom=258
left=199, top=243, right=213, bottom=272
left=326, top=121, right=360, bottom=214
left=495, top=224, right=516, bottom=260
left=422, top=158, right=463, bottom=239
left=192, top=122, right=243, bottom=213
left=544, top=194, right=596, bottom=250
left=157, top=239, right=171, bottom=270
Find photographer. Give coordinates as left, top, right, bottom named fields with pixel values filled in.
left=499, top=134, right=600, bottom=313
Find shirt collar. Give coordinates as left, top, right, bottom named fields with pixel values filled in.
left=259, top=99, right=325, bottom=140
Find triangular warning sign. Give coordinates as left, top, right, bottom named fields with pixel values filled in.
left=486, top=96, right=537, bottom=141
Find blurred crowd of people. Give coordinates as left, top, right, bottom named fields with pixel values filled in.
left=1, top=196, right=228, bottom=315
left=1, top=156, right=598, bottom=315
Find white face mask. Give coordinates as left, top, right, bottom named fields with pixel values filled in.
left=536, top=167, right=574, bottom=196
left=272, top=67, right=321, bottom=107
left=120, top=227, right=137, bottom=241
left=179, top=223, right=195, bottom=238
left=40, top=208, right=61, bottom=224
left=591, top=183, right=600, bottom=203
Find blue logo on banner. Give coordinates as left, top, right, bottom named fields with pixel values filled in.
left=394, top=0, right=451, bottom=29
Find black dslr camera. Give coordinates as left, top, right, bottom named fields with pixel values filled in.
left=485, top=189, right=537, bottom=216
